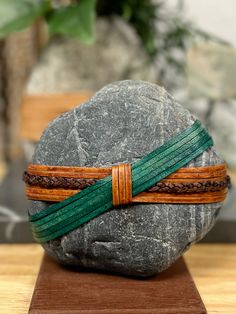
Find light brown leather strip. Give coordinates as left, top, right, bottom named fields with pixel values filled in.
left=27, top=163, right=227, bottom=180
left=26, top=186, right=82, bottom=202
left=132, top=190, right=228, bottom=204
left=27, top=164, right=112, bottom=173
left=25, top=185, right=227, bottom=204
left=112, top=164, right=133, bottom=206
left=166, top=169, right=226, bottom=179
left=125, top=164, right=132, bottom=204
left=28, top=163, right=226, bottom=173
left=173, top=165, right=226, bottom=173
left=119, top=164, right=126, bottom=205
left=112, top=165, right=120, bottom=207
left=27, top=164, right=111, bottom=179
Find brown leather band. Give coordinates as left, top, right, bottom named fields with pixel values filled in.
left=112, top=164, right=132, bottom=206
left=23, top=171, right=230, bottom=193
left=23, top=172, right=98, bottom=189
left=24, top=164, right=227, bottom=184
left=27, top=163, right=111, bottom=179
left=132, top=189, right=228, bottom=204
left=25, top=185, right=227, bottom=204
left=112, top=165, right=119, bottom=206
left=24, top=163, right=229, bottom=204
left=26, top=163, right=226, bottom=178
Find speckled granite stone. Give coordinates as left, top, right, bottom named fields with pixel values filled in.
left=30, top=80, right=224, bottom=277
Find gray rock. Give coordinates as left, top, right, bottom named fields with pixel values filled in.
left=208, top=100, right=236, bottom=169
left=23, top=17, right=156, bottom=161
left=187, top=43, right=236, bottom=101
left=27, top=17, right=156, bottom=94
left=30, top=80, right=224, bottom=277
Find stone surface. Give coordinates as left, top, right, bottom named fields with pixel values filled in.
left=187, top=42, right=236, bottom=100
left=208, top=100, right=236, bottom=169
left=27, top=17, right=156, bottom=94
left=30, top=80, right=224, bottom=277
left=23, top=16, right=156, bottom=161
left=175, top=88, right=236, bottom=169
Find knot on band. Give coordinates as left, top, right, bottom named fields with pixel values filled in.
left=112, top=163, right=132, bottom=206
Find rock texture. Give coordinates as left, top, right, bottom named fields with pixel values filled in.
left=175, top=89, right=236, bottom=169
left=23, top=17, right=156, bottom=161
left=30, top=80, right=224, bottom=277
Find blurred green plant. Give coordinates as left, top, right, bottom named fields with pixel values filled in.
left=0, top=0, right=228, bottom=63
left=0, top=0, right=49, bottom=38
left=0, top=0, right=96, bottom=44
left=97, top=0, right=159, bottom=57
left=0, top=0, right=159, bottom=54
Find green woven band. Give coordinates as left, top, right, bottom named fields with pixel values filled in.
left=29, top=120, right=213, bottom=243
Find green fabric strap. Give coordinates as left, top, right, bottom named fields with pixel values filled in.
left=29, top=120, right=213, bottom=243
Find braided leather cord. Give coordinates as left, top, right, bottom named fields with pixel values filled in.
left=23, top=171, right=230, bottom=194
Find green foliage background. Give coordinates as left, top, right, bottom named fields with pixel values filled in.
left=0, top=0, right=159, bottom=56
left=0, top=0, right=96, bottom=44
left=0, top=0, right=226, bottom=63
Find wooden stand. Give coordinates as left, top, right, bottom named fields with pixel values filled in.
left=29, top=254, right=207, bottom=314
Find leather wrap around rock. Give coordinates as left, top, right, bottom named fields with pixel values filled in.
left=29, top=80, right=225, bottom=277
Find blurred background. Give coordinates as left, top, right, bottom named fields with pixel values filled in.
left=0, top=0, right=235, bottom=243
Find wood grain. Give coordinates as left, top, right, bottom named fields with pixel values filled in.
left=21, top=93, right=91, bottom=141
left=0, top=244, right=43, bottom=314
left=0, top=244, right=235, bottom=314
left=185, top=244, right=236, bottom=314
left=29, top=254, right=206, bottom=314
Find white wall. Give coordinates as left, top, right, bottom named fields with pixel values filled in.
left=167, top=0, right=236, bottom=46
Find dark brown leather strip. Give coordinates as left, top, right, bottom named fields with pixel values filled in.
left=23, top=171, right=230, bottom=194
left=148, top=177, right=230, bottom=193
left=23, top=171, right=98, bottom=189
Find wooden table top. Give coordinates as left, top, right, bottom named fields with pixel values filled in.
left=0, top=244, right=235, bottom=314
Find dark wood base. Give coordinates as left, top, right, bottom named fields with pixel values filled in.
left=29, top=254, right=207, bottom=314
